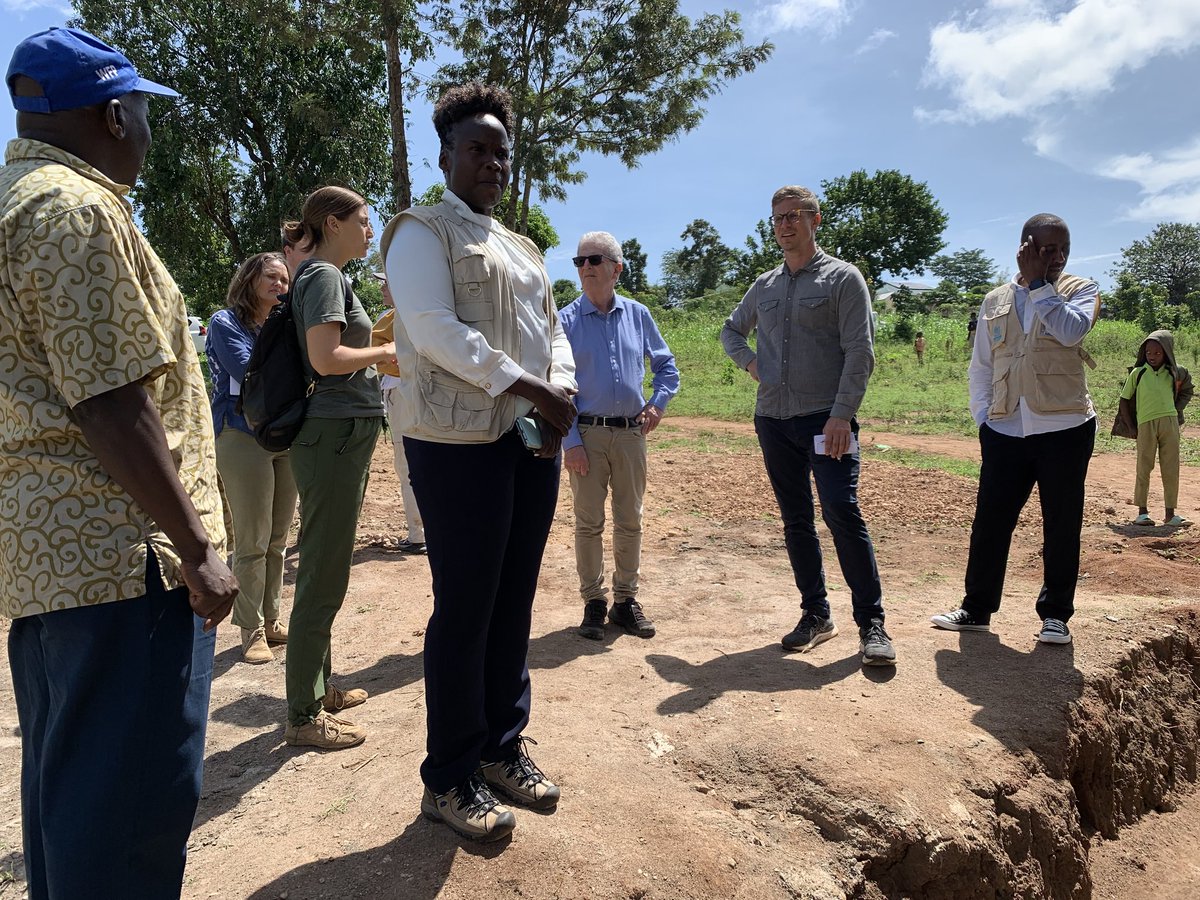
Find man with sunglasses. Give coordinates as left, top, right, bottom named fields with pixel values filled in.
left=721, top=185, right=894, bottom=667
left=560, top=232, right=679, bottom=641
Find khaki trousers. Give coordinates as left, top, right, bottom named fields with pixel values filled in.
left=1135, top=415, right=1181, bottom=508
left=568, top=425, right=647, bottom=603
left=216, top=428, right=298, bottom=630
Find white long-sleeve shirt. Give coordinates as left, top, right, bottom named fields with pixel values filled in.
left=968, top=278, right=1099, bottom=437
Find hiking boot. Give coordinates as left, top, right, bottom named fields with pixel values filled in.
left=930, top=608, right=991, bottom=632
left=284, top=710, right=366, bottom=750
left=782, top=613, right=837, bottom=652
left=859, top=619, right=897, bottom=667
left=609, top=599, right=655, bottom=637
left=481, top=736, right=561, bottom=809
left=322, top=683, right=368, bottom=712
left=264, top=618, right=288, bottom=644
left=1037, top=618, right=1072, bottom=645
left=421, top=772, right=516, bottom=842
left=578, top=599, right=607, bottom=640
left=241, top=627, right=273, bottom=664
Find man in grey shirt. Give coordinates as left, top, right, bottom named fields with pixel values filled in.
left=721, top=184, right=895, bottom=666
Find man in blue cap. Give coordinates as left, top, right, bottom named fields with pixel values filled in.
left=1, top=27, right=237, bottom=899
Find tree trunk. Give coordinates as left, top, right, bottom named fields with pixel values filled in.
left=384, top=16, right=412, bottom=215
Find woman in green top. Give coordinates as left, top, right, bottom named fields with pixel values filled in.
left=280, top=185, right=395, bottom=750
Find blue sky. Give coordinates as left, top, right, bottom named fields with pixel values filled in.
left=3, top=0, right=1199, bottom=294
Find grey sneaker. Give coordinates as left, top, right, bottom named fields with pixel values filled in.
left=859, top=619, right=896, bottom=667
left=1037, top=618, right=1072, bottom=645
left=421, top=772, right=516, bottom=842
left=481, top=736, right=561, bottom=809
left=931, top=608, right=991, bottom=632
left=609, top=599, right=655, bottom=637
left=782, top=613, right=838, bottom=652
left=578, top=599, right=607, bottom=640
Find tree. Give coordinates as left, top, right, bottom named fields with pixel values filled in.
left=732, top=219, right=781, bottom=287
left=818, top=169, right=948, bottom=287
left=553, top=278, right=579, bottom=309
left=619, top=238, right=649, bottom=295
left=672, top=219, right=735, bottom=300
left=929, top=248, right=997, bottom=292
left=74, top=0, right=393, bottom=317
left=432, top=0, right=771, bottom=234
left=414, top=184, right=559, bottom=253
left=924, top=279, right=962, bottom=309
left=1111, top=222, right=1200, bottom=308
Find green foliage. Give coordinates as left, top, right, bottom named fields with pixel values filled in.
left=924, top=279, right=963, bottom=308
left=353, top=274, right=387, bottom=322
left=1111, top=222, right=1200, bottom=308
left=413, top=184, right=559, bottom=252
left=553, top=279, right=580, bottom=309
left=928, top=248, right=997, bottom=292
left=732, top=218, right=781, bottom=286
left=619, top=238, right=649, bottom=295
left=73, top=0, right=394, bottom=318
left=432, top=0, right=771, bottom=233
left=818, top=169, right=949, bottom=286
left=674, top=219, right=736, bottom=298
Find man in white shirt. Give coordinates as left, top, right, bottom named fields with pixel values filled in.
left=932, top=214, right=1100, bottom=645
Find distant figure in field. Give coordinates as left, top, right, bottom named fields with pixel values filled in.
left=559, top=230, right=679, bottom=641
left=1116, top=329, right=1192, bottom=527
left=914, top=331, right=926, bottom=366
left=932, top=213, right=1100, bottom=646
left=967, top=311, right=978, bottom=346
left=721, top=184, right=895, bottom=667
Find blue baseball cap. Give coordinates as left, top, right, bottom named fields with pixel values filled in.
left=6, top=27, right=179, bottom=113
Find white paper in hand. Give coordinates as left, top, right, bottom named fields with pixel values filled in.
left=813, top=433, right=860, bottom=457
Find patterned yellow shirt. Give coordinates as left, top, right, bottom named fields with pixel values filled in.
left=0, top=139, right=225, bottom=618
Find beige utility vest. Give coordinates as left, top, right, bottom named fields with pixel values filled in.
left=379, top=199, right=554, bottom=443
left=982, top=273, right=1099, bottom=419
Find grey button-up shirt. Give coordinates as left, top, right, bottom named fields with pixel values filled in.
left=721, top=249, right=875, bottom=421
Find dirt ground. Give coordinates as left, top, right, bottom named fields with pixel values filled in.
left=2, top=416, right=1199, bottom=899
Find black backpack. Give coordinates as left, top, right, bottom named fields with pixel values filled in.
left=237, top=259, right=352, bottom=452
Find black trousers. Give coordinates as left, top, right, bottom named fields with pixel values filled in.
left=962, top=418, right=1095, bottom=623
left=404, top=429, right=560, bottom=795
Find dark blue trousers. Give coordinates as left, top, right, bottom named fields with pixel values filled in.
left=963, top=419, right=1095, bottom=623
left=404, top=430, right=560, bottom=795
left=755, top=412, right=885, bottom=628
left=8, top=551, right=215, bottom=900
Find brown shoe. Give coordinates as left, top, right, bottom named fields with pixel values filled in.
left=284, top=710, right=366, bottom=750
left=421, top=773, right=516, bottom=842
left=480, top=736, right=560, bottom=809
left=241, top=627, right=273, bottom=664
left=264, top=618, right=288, bottom=644
left=322, top=683, right=368, bottom=712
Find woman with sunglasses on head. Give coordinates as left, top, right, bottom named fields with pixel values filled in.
left=381, top=82, right=576, bottom=842
left=280, top=185, right=395, bottom=751
left=206, top=252, right=299, bottom=664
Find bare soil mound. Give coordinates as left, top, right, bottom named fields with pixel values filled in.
left=1, top=417, right=1198, bottom=899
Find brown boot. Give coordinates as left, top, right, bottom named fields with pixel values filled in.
left=241, top=627, right=273, bottom=664
left=263, top=618, right=288, bottom=644
left=283, top=711, right=366, bottom=750
left=322, top=683, right=368, bottom=712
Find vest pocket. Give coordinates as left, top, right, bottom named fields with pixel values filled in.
left=988, top=362, right=1012, bottom=418
left=421, top=369, right=496, bottom=433
left=1031, top=357, right=1087, bottom=413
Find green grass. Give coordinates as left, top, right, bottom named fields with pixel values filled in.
left=866, top=445, right=980, bottom=479
left=654, top=305, right=1200, bottom=465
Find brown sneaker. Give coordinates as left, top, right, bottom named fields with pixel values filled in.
left=283, top=710, right=366, bottom=750
left=322, top=683, right=368, bottom=712
left=264, top=618, right=288, bottom=644
left=421, top=773, right=516, bottom=842
left=241, top=627, right=273, bottom=664
left=480, top=736, right=561, bottom=809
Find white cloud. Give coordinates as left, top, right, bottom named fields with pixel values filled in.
left=856, top=29, right=898, bottom=56
left=1097, top=136, right=1200, bottom=222
left=921, top=0, right=1200, bottom=123
left=2, top=0, right=70, bottom=12
left=755, top=0, right=853, bottom=37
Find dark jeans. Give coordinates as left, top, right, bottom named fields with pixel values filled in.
left=754, top=412, right=885, bottom=628
left=8, top=550, right=215, bottom=900
left=963, top=418, right=1096, bottom=623
left=404, top=429, right=560, bottom=795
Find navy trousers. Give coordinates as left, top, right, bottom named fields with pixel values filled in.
left=8, top=551, right=215, bottom=900
left=963, top=419, right=1095, bottom=623
left=404, top=429, right=560, bottom=794
left=755, top=411, right=885, bottom=627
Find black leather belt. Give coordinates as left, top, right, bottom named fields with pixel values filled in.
left=578, top=415, right=639, bottom=428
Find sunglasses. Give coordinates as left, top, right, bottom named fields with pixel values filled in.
left=572, top=254, right=617, bottom=267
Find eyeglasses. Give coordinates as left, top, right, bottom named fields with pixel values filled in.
left=572, top=254, right=617, bottom=267
left=768, top=209, right=816, bottom=228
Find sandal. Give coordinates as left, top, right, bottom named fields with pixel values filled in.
left=1131, top=514, right=1155, bottom=526
left=1165, top=515, right=1189, bottom=527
